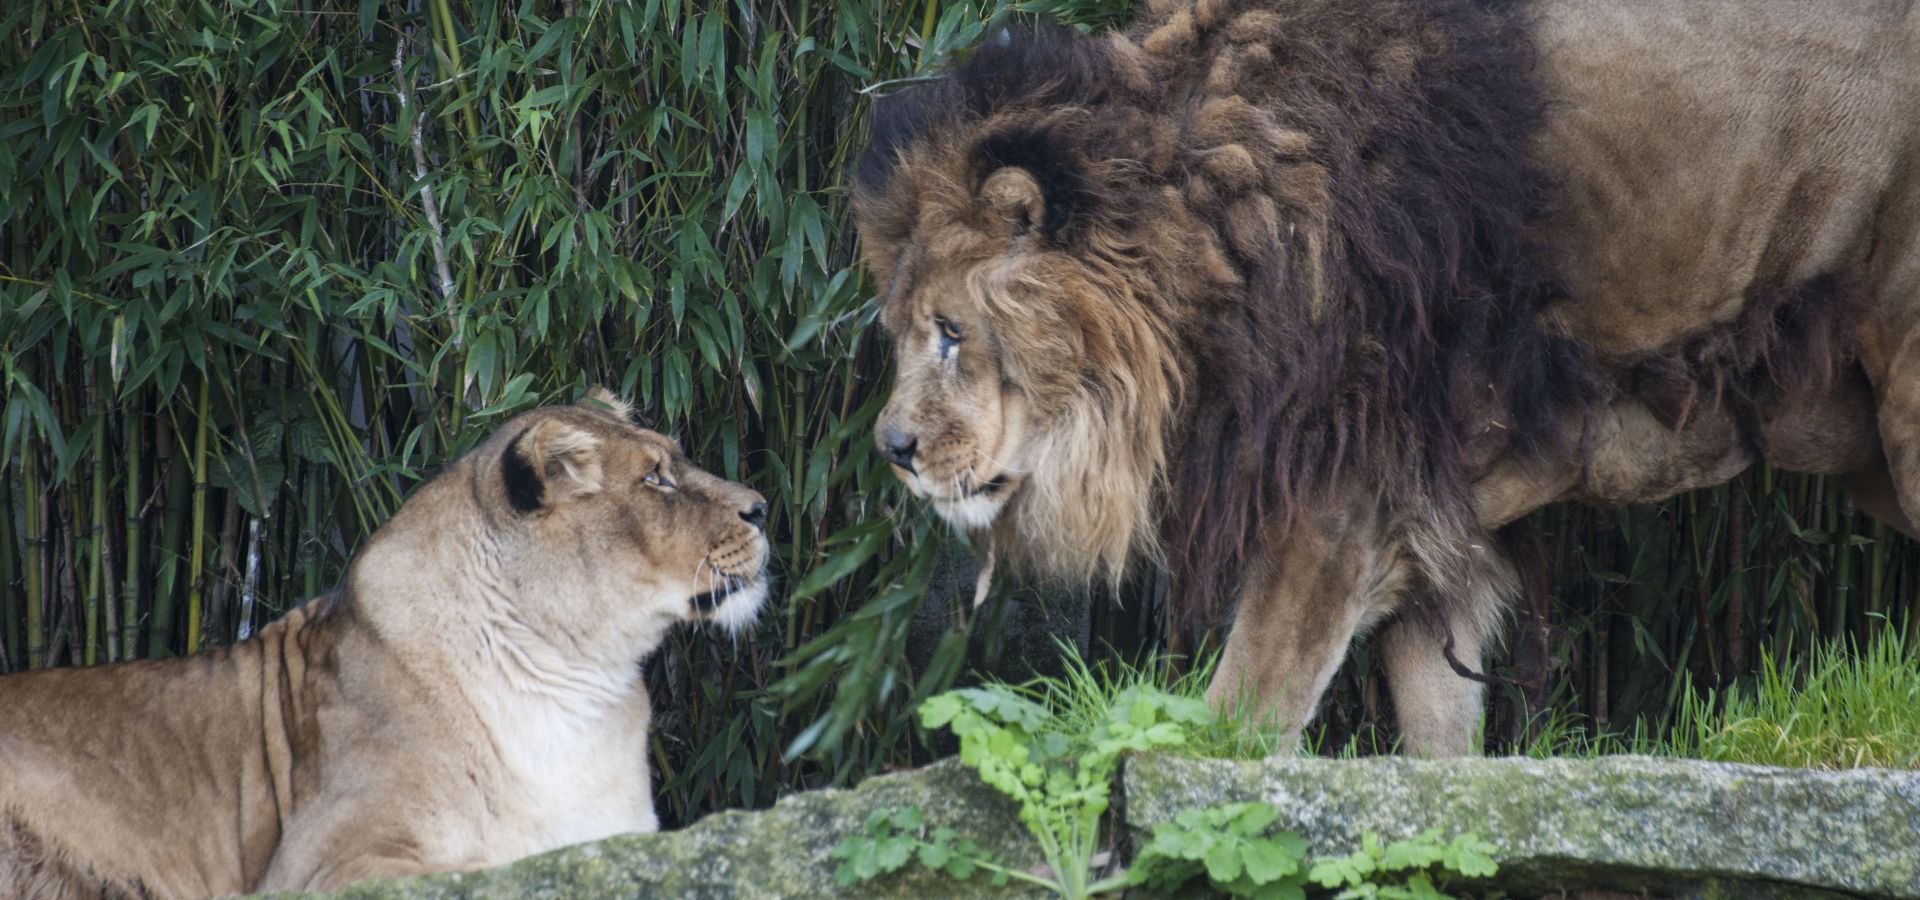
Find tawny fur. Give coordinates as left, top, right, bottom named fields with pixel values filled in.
left=859, top=0, right=1920, bottom=754
left=0, top=396, right=770, bottom=897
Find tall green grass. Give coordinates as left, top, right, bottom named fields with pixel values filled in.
left=1516, top=629, right=1920, bottom=770
left=1668, top=630, right=1920, bottom=769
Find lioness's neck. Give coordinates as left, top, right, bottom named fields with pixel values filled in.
left=345, top=474, right=643, bottom=727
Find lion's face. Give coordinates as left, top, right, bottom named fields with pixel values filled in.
left=873, top=252, right=1033, bottom=532
left=864, top=164, right=1182, bottom=582
left=488, top=397, right=771, bottom=646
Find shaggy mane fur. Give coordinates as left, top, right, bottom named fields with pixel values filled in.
left=857, top=0, right=1598, bottom=617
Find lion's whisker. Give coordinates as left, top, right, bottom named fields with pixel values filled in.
left=969, top=445, right=1028, bottom=477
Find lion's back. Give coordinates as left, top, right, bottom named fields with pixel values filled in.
left=1531, top=0, right=1920, bottom=358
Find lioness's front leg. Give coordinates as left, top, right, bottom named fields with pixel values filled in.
left=1208, top=502, right=1408, bottom=745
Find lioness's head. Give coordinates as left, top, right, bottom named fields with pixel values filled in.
left=443, top=391, right=771, bottom=643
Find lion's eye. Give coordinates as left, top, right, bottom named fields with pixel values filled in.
left=935, top=317, right=963, bottom=356
left=643, top=468, right=677, bottom=491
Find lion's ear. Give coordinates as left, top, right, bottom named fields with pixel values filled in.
left=502, top=418, right=604, bottom=514
left=979, top=167, right=1046, bottom=237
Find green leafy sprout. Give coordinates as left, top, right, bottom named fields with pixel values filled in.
left=832, top=663, right=1499, bottom=899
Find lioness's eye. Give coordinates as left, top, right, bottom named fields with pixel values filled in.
left=643, top=468, right=677, bottom=491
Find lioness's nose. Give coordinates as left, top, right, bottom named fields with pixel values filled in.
left=740, top=500, right=767, bottom=529
left=880, top=427, right=917, bottom=472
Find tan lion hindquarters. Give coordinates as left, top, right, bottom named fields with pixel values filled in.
left=0, top=392, right=770, bottom=896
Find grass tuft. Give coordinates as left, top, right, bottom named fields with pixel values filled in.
left=1033, top=640, right=1288, bottom=761
left=1516, top=628, right=1920, bottom=769
left=1668, top=629, right=1920, bottom=769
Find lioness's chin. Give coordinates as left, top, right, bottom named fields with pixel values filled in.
left=694, top=579, right=768, bottom=635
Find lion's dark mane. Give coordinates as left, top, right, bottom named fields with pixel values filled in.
left=859, top=0, right=1599, bottom=618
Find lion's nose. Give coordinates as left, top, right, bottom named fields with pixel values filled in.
left=880, top=428, right=917, bottom=472
left=740, top=501, right=767, bottom=529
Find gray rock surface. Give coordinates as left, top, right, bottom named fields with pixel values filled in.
left=1124, top=754, right=1920, bottom=898
left=290, top=753, right=1920, bottom=898
left=283, top=758, right=1044, bottom=899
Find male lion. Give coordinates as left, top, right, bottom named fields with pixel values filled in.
left=0, top=391, right=770, bottom=896
left=856, top=0, right=1920, bottom=755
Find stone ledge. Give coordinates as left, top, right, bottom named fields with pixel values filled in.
left=293, top=754, right=1920, bottom=898
left=1123, top=754, right=1920, bottom=898
left=288, top=758, right=1044, bottom=899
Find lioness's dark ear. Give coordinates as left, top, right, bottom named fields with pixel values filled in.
left=503, top=418, right=604, bottom=514
left=577, top=386, right=635, bottom=423
left=979, top=167, right=1046, bottom=237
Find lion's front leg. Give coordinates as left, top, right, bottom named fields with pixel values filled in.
left=1207, top=506, right=1407, bottom=748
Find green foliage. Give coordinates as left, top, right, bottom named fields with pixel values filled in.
left=1040, top=639, right=1289, bottom=761
left=836, top=666, right=1498, bottom=899
left=1126, top=802, right=1309, bottom=898
left=829, top=805, right=1012, bottom=888
left=1305, top=831, right=1498, bottom=900
left=1512, top=629, right=1920, bottom=769
left=918, top=681, right=1203, bottom=897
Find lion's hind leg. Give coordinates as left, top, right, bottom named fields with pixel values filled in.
left=1377, top=609, right=1491, bottom=758
left=1869, top=329, right=1920, bottom=533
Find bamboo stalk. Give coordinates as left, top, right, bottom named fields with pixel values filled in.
left=1833, top=487, right=1855, bottom=641
left=0, top=470, right=15, bottom=671
left=1724, top=483, right=1749, bottom=676
left=86, top=393, right=108, bottom=665
left=56, top=482, right=80, bottom=667
left=186, top=375, right=212, bottom=655
left=207, top=493, right=242, bottom=645
left=123, top=395, right=143, bottom=657
left=237, top=516, right=261, bottom=641
left=150, top=436, right=189, bottom=657
left=23, top=441, right=45, bottom=669
left=428, top=0, right=481, bottom=145
left=303, top=467, right=324, bottom=597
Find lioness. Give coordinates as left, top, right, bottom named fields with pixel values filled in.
left=856, top=0, right=1919, bottom=753
left=0, top=391, right=769, bottom=896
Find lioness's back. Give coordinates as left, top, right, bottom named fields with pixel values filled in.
left=0, top=602, right=342, bottom=898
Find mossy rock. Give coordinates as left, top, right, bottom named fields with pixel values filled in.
left=286, top=758, right=1044, bottom=899
left=1124, top=754, right=1920, bottom=898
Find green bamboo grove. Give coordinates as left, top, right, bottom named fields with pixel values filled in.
left=2, top=0, right=1915, bottom=828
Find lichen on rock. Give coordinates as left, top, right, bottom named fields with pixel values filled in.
left=1123, top=754, right=1920, bottom=898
